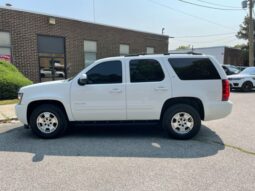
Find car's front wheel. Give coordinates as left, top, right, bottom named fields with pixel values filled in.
left=162, top=104, right=201, bottom=140
left=29, top=104, right=68, bottom=138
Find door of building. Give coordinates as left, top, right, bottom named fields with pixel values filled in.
left=37, top=35, right=66, bottom=82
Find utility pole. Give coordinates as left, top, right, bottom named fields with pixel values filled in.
left=93, top=0, right=96, bottom=23
left=249, top=0, right=254, bottom=66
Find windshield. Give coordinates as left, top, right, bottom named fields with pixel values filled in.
left=228, top=66, right=240, bottom=74
left=240, top=67, right=255, bottom=75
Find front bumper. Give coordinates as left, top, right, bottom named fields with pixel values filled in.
left=15, top=104, right=28, bottom=125
left=229, top=80, right=242, bottom=88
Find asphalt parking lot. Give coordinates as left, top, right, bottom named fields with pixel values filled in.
left=0, top=91, right=255, bottom=191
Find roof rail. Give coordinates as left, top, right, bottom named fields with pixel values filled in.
left=123, top=51, right=203, bottom=57
left=124, top=54, right=141, bottom=57
left=166, top=51, right=203, bottom=55
left=124, top=52, right=152, bottom=57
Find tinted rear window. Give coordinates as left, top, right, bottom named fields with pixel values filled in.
left=130, top=59, right=165, bottom=83
left=168, top=58, right=220, bottom=80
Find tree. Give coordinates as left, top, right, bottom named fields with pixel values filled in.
left=236, top=16, right=255, bottom=40
left=236, top=16, right=255, bottom=66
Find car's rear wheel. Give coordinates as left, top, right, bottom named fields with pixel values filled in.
left=242, top=81, right=253, bottom=92
left=29, top=104, right=68, bottom=138
left=162, top=104, right=201, bottom=140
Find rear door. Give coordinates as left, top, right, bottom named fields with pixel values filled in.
left=125, top=57, right=172, bottom=120
left=167, top=57, right=222, bottom=101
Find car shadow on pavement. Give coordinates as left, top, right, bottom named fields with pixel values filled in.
left=231, top=89, right=255, bottom=93
left=0, top=124, right=224, bottom=162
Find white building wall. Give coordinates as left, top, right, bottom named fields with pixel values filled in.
left=194, top=46, right=225, bottom=65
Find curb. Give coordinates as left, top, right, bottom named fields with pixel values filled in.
left=0, top=118, right=18, bottom=124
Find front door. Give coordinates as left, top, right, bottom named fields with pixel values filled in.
left=70, top=60, right=126, bottom=121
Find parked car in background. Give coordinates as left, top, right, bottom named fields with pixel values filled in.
left=40, top=69, right=65, bottom=78
left=228, top=67, right=255, bottom=92
left=16, top=54, right=232, bottom=140
left=236, top=66, right=247, bottom=71
left=222, top=65, right=241, bottom=75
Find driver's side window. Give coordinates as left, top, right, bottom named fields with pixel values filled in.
left=86, top=60, right=122, bottom=84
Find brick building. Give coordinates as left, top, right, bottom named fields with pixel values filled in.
left=193, top=46, right=244, bottom=66
left=0, top=7, right=169, bottom=82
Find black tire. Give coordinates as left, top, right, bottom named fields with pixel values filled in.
left=241, top=81, right=253, bottom=92
left=162, top=104, right=201, bottom=140
left=229, top=84, right=233, bottom=91
left=29, top=104, right=68, bottom=139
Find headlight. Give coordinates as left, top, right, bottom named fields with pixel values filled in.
left=18, top=93, right=23, bottom=104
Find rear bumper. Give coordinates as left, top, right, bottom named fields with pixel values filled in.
left=15, top=104, right=28, bottom=125
left=204, top=101, right=233, bottom=121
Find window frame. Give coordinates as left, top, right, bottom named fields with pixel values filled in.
left=85, top=60, right=123, bottom=85
left=119, top=44, right=130, bottom=56
left=146, top=47, right=155, bottom=54
left=128, top=58, right=165, bottom=83
left=84, top=40, right=97, bottom=67
left=0, top=31, right=12, bottom=62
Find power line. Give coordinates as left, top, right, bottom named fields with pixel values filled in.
left=174, top=32, right=236, bottom=38
left=147, top=0, right=235, bottom=30
left=195, top=0, right=243, bottom=9
left=178, top=0, right=243, bottom=11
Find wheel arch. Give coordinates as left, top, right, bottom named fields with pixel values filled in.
left=242, top=80, right=253, bottom=85
left=160, top=97, right=204, bottom=121
left=27, top=100, right=69, bottom=124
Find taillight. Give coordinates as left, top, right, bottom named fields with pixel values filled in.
left=222, top=79, right=230, bottom=101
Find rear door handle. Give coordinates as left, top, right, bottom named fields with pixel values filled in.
left=110, top=88, right=122, bottom=93
left=154, top=87, right=168, bottom=91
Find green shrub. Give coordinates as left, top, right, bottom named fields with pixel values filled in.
left=0, top=60, right=32, bottom=100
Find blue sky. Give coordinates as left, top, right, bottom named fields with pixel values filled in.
left=0, top=0, right=248, bottom=49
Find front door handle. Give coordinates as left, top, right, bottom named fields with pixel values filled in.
left=110, top=88, right=122, bottom=93
left=154, top=87, right=168, bottom=91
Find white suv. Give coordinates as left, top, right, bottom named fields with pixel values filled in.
left=228, top=67, right=255, bottom=92
left=16, top=54, right=232, bottom=140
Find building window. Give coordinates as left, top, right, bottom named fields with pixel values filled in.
left=146, top=47, right=154, bottom=54
left=0, top=32, right=11, bottom=62
left=120, top=44, right=129, bottom=56
left=37, top=35, right=66, bottom=81
left=84, top=40, right=97, bottom=67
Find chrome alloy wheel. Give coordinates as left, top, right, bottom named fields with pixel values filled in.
left=171, top=112, right=194, bottom=134
left=36, top=112, right=58, bottom=134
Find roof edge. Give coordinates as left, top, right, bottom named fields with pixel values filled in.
left=0, top=6, right=169, bottom=38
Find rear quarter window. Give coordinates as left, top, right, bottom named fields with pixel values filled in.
left=168, top=58, right=221, bottom=80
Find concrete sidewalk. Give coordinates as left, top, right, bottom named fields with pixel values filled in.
left=0, top=104, right=17, bottom=122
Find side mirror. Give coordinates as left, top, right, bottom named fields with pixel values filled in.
left=78, top=74, right=88, bottom=86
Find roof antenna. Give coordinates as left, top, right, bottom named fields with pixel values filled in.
left=162, top=27, right=165, bottom=35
